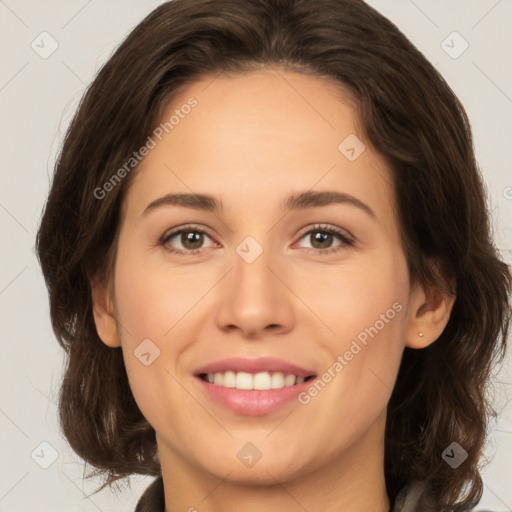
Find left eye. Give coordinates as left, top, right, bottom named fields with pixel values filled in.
left=294, top=225, right=354, bottom=253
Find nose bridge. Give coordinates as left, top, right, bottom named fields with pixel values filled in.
left=232, top=236, right=279, bottom=312
left=215, top=234, right=295, bottom=336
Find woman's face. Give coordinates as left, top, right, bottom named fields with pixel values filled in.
left=97, top=68, right=425, bottom=484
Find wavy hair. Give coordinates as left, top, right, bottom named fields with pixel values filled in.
left=36, top=0, right=511, bottom=509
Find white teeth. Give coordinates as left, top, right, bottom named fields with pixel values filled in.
left=284, top=374, right=296, bottom=387
left=204, top=371, right=308, bottom=390
left=223, top=371, right=236, bottom=388
left=253, top=372, right=271, bottom=390
left=271, top=372, right=284, bottom=389
left=235, top=372, right=253, bottom=390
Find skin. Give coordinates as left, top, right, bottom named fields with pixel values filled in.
left=91, top=68, right=455, bottom=512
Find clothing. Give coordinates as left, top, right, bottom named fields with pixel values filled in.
left=135, top=476, right=165, bottom=512
left=393, top=480, right=438, bottom=511
left=135, top=476, right=488, bottom=511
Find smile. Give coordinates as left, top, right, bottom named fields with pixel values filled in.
left=193, top=357, right=317, bottom=415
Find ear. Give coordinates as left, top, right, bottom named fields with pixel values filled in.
left=90, top=275, right=121, bottom=348
left=405, top=276, right=456, bottom=349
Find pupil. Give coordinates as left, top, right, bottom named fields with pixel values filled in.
left=182, top=231, right=203, bottom=249
left=312, top=231, right=332, bottom=249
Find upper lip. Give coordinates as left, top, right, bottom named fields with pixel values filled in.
left=194, top=357, right=316, bottom=378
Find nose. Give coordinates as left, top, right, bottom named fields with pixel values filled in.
left=215, top=243, right=295, bottom=339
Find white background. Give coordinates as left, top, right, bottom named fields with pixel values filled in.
left=0, top=0, right=511, bottom=510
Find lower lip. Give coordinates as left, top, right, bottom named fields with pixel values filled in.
left=194, top=376, right=314, bottom=416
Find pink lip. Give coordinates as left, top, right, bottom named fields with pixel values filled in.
left=193, top=357, right=317, bottom=416
left=194, top=357, right=316, bottom=378
left=194, top=377, right=314, bottom=416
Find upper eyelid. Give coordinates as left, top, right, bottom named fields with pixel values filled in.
left=162, top=223, right=215, bottom=238
left=296, top=223, right=354, bottom=240
left=161, top=223, right=354, bottom=247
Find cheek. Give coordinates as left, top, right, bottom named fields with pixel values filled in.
left=112, top=242, right=204, bottom=347
left=312, top=248, right=409, bottom=349
left=111, top=244, right=222, bottom=428
left=111, top=248, right=178, bottom=418
left=113, top=264, right=171, bottom=342
left=302, top=250, right=409, bottom=417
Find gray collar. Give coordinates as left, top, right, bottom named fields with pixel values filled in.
left=135, top=477, right=441, bottom=511
left=392, top=480, right=439, bottom=511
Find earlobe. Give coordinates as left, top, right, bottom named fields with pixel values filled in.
left=405, top=279, right=456, bottom=349
left=90, top=276, right=121, bottom=348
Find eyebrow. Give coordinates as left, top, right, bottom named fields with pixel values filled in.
left=143, top=191, right=376, bottom=218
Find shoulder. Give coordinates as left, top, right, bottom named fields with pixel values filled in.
left=392, top=480, right=496, bottom=512
left=135, top=476, right=165, bottom=512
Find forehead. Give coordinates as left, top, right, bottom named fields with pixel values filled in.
left=122, top=68, right=396, bottom=228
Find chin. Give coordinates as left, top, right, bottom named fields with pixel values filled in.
left=199, top=453, right=308, bottom=485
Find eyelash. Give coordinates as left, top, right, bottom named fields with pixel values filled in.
left=159, top=223, right=355, bottom=256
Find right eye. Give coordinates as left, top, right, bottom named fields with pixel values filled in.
left=160, top=225, right=219, bottom=255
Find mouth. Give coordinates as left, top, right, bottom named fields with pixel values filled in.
left=193, top=357, right=317, bottom=415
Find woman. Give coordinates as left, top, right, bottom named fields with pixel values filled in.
left=36, top=0, right=511, bottom=510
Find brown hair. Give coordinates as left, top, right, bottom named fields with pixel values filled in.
left=36, top=0, right=511, bottom=509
